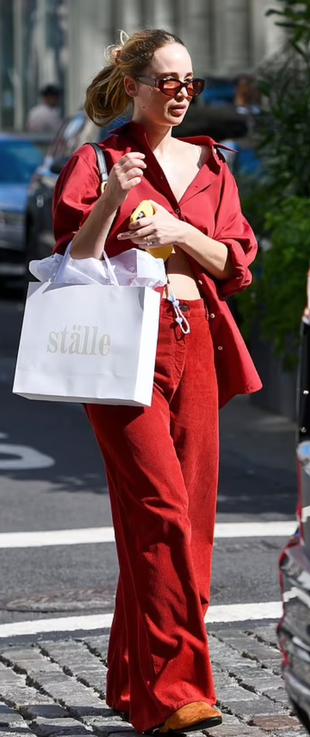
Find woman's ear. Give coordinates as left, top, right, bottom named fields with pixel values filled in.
left=124, top=76, right=138, bottom=98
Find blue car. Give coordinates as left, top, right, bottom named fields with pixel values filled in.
left=0, top=134, right=46, bottom=282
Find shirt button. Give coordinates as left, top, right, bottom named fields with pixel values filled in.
left=175, top=207, right=181, bottom=214
left=217, top=345, right=223, bottom=351
left=210, top=313, right=215, bottom=319
left=198, top=279, right=203, bottom=285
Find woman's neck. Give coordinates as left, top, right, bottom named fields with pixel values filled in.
left=132, top=116, right=174, bottom=155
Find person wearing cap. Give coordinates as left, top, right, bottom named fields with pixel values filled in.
left=26, top=84, right=63, bottom=134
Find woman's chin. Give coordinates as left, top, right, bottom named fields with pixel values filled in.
left=166, top=112, right=187, bottom=126
left=167, top=108, right=188, bottom=125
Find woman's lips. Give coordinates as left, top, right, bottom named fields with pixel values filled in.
left=169, top=106, right=187, bottom=116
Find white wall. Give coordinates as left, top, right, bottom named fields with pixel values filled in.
left=67, top=0, right=113, bottom=114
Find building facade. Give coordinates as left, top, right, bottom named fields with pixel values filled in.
left=0, top=0, right=284, bottom=130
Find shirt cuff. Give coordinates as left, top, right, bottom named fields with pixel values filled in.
left=217, top=238, right=252, bottom=299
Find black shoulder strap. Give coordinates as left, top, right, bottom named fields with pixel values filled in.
left=87, top=142, right=109, bottom=190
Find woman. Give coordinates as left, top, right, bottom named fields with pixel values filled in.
left=53, top=28, right=262, bottom=735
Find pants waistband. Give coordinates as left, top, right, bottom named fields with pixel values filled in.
left=160, top=296, right=208, bottom=319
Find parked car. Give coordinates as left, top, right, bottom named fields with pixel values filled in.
left=0, top=133, right=50, bottom=282
left=203, top=75, right=237, bottom=106
left=277, top=301, right=310, bottom=733
left=24, top=106, right=259, bottom=277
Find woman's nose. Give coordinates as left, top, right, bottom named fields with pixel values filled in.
left=176, top=84, right=190, bottom=100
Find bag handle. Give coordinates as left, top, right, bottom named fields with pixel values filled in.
left=86, top=142, right=119, bottom=286
left=87, top=142, right=109, bottom=193
left=54, top=143, right=118, bottom=287
left=53, top=240, right=73, bottom=283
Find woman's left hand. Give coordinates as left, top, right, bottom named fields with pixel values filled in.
left=117, top=200, right=186, bottom=249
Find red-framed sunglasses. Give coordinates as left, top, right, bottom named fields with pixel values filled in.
left=135, top=76, right=205, bottom=98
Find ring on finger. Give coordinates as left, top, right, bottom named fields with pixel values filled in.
left=146, top=235, right=154, bottom=247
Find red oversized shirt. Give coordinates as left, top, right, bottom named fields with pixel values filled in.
left=52, top=120, right=262, bottom=407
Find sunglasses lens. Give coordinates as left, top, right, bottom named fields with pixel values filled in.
left=161, top=80, right=181, bottom=95
left=160, top=78, right=205, bottom=97
left=190, top=79, right=205, bottom=97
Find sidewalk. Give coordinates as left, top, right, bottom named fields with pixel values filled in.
left=0, top=624, right=306, bottom=737
left=220, top=394, right=296, bottom=477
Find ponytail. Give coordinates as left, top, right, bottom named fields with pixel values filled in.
left=85, top=65, right=130, bottom=126
left=84, top=28, right=185, bottom=126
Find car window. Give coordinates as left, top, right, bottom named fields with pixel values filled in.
left=0, top=140, right=43, bottom=184
left=48, top=113, right=93, bottom=159
left=98, top=113, right=131, bottom=141
left=45, top=111, right=132, bottom=165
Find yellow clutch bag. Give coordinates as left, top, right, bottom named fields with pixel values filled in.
left=130, top=200, right=173, bottom=262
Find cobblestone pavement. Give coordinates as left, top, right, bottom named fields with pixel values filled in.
left=0, top=623, right=307, bottom=737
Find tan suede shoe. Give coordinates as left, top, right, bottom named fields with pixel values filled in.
left=158, top=701, right=222, bottom=733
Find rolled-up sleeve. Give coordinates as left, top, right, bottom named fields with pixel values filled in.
left=52, top=150, right=100, bottom=255
left=213, top=163, right=258, bottom=298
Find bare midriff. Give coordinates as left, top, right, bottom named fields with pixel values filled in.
left=165, top=246, right=201, bottom=299
left=157, top=141, right=210, bottom=300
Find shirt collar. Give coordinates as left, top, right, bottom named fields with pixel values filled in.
left=109, top=120, right=227, bottom=206
left=108, top=119, right=231, bottom=171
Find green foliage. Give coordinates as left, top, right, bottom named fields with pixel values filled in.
left=236, top=1, right=310, bottom=366
left=266, top=0, right=310, bottom=51
left=254, top=2, right=310, bottom=199
left=255, top=64, right=310, bottom=198
left=236, top=172, right=271, bottom=239
left=237, top=196, right=310, bottom=367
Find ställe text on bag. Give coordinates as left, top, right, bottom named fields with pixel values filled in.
left=47, top=325, right=111, bottom=356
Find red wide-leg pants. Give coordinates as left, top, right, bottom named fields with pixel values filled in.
left=85, top=297, right=219, bottom=733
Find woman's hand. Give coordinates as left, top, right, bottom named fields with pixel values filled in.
left=117, top=199, right=233, bottom=280
left=117, top=200, right=186, bottom=248
left=104, top=152, right=147, bottom=209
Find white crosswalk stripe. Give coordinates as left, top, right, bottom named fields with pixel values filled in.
left=0, top=521, right=290, bottom=634
left=0, top=601, right=283, bottom=638
left=0, top=520, right=296, bottom=548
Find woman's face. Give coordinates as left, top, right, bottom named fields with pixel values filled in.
left=130, top=42, right=194, bottom=127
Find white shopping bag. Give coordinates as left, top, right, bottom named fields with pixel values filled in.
left=12, top=281, right=161, bottom=406
left=29, top=247, right=167, bottom=289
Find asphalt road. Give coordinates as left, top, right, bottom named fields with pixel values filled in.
left=0, top=288, right=298, bottom=631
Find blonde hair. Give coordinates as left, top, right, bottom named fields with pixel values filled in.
left=84, top=28, right=185, bottom=126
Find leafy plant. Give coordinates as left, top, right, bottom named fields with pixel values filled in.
left=236, top=1, right=310, bottom=365
left=254, top=1, right=310, bottom=198
left=265, top=0, right=310, bottom=51
left=237, top=197, right=310, bottom=367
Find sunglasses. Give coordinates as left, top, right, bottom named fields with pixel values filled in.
left=135, top=75, right=205, bottom=98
